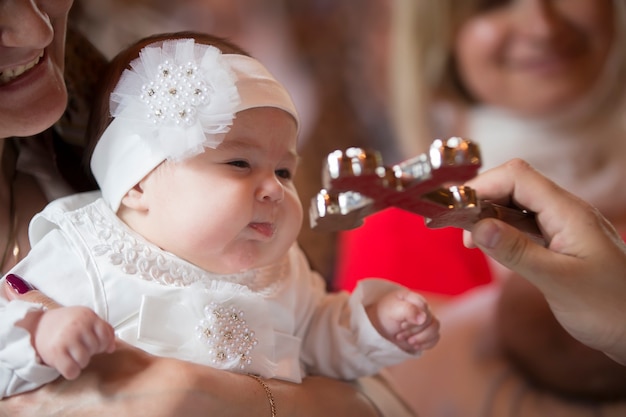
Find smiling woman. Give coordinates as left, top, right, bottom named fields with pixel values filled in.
left=0, top=0, right=82, bottom=277
left=454, top=0, right=614, bottom=116
left=386, top=0, right=622, bottom=158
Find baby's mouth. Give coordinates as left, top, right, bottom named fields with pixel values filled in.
left=249, top=222, right=276, bottom=238
left=0, top=51, right=44, bottom=85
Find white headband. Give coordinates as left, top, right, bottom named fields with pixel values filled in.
left=91, top=38, right=299, bottom=211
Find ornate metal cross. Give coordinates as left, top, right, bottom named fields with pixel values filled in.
left=309, top=137, right=543, bottom=244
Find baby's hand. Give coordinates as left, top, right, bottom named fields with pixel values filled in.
left=366, top=289, right=440, bottom=354
left=32, top=306, right=116, bottom=379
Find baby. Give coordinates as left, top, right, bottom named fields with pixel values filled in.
left=0, top=32, right=439, bottom=398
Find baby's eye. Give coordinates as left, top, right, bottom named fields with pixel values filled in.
left=276, top=168, right=292, bottom=180
left=227, top=160, right=250, bottom=169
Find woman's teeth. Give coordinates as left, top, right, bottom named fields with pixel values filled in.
left=0, top=52, right=44, bottom=85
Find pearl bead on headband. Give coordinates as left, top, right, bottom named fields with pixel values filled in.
left=91, top=38, right=300, bottom=212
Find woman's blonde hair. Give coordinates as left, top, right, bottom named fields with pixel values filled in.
left=390, top=0, right=626, bottom=157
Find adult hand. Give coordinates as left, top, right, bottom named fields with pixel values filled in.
left=3, top=278, right=63, bottom=309
left=463, top=159, right=626, bottom=365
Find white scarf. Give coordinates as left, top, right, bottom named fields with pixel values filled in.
left=468, top=105, right=626, bottom=228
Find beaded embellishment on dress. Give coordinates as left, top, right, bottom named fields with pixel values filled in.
left=195, top=302, right=259, bottom=369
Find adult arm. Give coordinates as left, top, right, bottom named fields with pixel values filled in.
left=0, top=288, right=380, bottom=417
left=464, top=158, right=626, bottom=364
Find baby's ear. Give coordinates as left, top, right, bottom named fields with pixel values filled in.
left=120, top=183, right=149, bottom=211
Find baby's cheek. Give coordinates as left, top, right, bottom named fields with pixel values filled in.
left=287, top=197, right=304, bottom=233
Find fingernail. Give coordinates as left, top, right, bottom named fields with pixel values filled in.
left=5, top=274, right=34, bottom=294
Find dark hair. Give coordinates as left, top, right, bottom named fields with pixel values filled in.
left=83, top=31, right=251, bottom=170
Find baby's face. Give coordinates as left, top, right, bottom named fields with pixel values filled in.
left=454, top=0, right=615, bottom=116
left=138, top=107, right=301, bottom=274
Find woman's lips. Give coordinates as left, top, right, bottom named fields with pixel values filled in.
left=0, top=51, right=45, bottom=85
left=509, top=49, right=578, bottom=77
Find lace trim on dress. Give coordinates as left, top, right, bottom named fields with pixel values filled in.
left=67, top=201, right=289, bottom=293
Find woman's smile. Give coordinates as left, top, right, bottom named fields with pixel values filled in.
left=0, top=51, right=45, bottom=85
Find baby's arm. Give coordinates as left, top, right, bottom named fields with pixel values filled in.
left=15, top=303, right=116, bottom=380
left=365, top=289, right=440, bottom=354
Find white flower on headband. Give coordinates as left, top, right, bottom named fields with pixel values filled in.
left=140, top=60, right=210, bottom=126
left=109, top=39, right=241, bottom=161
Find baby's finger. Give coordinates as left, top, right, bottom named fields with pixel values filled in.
left=396, top=321, right=430, bottom=341
left=50, top=351, right=83, bottom=380
left=407, top=324, right=440, bottom=349
left=92, top=320, right=116, bottom=353
left=399, top=303, right=434, bottom=327
left=79, top=329, right=108, bottom=356
left=389, top=333, right=420, bottom=354
left=403, top=309, right=429, bottom=326
left=70, top=342, right=94, bottom=368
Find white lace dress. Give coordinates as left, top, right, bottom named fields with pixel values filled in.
left=0, top=192, right=417, bottom=398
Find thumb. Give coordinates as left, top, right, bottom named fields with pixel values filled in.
left=4, top=274, right=63, bottom=309
left=470, top=219, right=546, bottom=276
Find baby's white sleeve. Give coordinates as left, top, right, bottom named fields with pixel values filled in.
left=301, top=278, right=418, bottom=379
left=0, top=298, right=60, bottom=398
left=0, top=227, right=94, bottom=399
